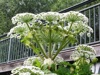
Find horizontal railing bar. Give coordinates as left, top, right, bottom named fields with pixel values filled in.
left=4, top=56, right=35, bottom=64
left=59, top=0, right=95, bottom=13
left=62, top=40, right=100, bottom=51
left=80, top=3, right=100, bottom=12
left=0, top=38, right=9, bottom=43
left=0, top=33, right=7, bottom=38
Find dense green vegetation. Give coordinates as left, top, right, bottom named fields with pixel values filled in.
left=0, top=0, right=84, bottom=35
left=0, top=0, right=100, bottom=35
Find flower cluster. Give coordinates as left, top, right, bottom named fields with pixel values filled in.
left=11, top=13, right=35, bottom=24
left=36, top=12, right=60, bottom=24
left=67, top=21, right=93, bottom=37
left=61, top=11, right=88, bottom=23
left=23, top=57, right=43, bottom=66
left=11, top=66, right=44, bottom=75
left=11, top=65, right=57, bottom=75
left=7, top=23, right=29, bottom=38
left=70, top=44, right=96, bottom=62
left=23, top=56, right=64, bottom=67
left=8, top=11, right=93, bottom=39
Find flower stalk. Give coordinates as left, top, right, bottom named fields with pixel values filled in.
left=26, top=23, right=48, bottom=58
left=49, top=24, right=52, bottom=58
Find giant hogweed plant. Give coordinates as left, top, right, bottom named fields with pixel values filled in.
left=8, top=11, right=97, bottom=75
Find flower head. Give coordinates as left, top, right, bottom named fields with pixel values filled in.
left=11, top=66, right=44, bottom=75
left=36, top=12, right=61, bottom=24
left=7, top=23, right=29, bottom=38
left=12, top=13, right=35, bottom=24
left=70, top=45, right=96, bottom=62
left=24, top=57, right=43, bottom=66
left=43, top=58, right=54, bottom=66
left=19, top=72, right=31, bottom=75
left=61, top=11, right=88, bottom=23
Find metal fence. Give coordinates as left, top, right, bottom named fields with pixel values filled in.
left=0, top=37, right=34, bottom=63
left=0, top=0, right=100, bottom=63
left=62, top=3, right=100, bottom=49
left=79, top=3, right=100, bottom=44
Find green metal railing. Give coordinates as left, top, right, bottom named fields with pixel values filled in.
left=0, top=37, right=34, bottom=63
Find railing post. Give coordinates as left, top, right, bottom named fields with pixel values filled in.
left=98, top=5, right=100, bottom=41
left=7, top=38, right=12, bottom=63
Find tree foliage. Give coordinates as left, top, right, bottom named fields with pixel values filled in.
left=0, top=0, right=85, bottom=35
left=0, top=0, right=99, bottom=35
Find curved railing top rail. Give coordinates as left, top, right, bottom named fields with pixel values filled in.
left=0, top=33, right=7, bottom=38
left=59, top=0, right=96, bottom=13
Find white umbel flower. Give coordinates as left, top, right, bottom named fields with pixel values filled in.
left=11, top=66, right=44, bottom=75
left=11, top=13, right=35, bottom=24
left=19, top=72, right=31, bottom=75
left=43, top=58, right=54, bottom=66
left=45, top=73, right=57, bottom=75
left=24, top=57, right=43, bottom=66
left=71, top=44, right=96, bottom=61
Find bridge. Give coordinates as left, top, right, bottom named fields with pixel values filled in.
left=0, top=0, right=100, bottom=74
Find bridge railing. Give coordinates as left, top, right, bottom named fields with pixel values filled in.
left=61, top=1, right=100, bottom=49
left=0, top=0, right=100, bottom=63
left=79, top=3, right=100, bottom=44
left=0, top=36, right=35, bottom=64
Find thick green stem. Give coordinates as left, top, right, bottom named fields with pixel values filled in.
left=30, top=43, right=43, bottom=60
left=51, top=43, right=56, bottom=55
left=33, top=35, right=48, bottom=58
left=26, top=23, right=48, bottom=58
left=49, top=24, right=52, bottom=58
left=52, top=38, right=69, bottom=60
left=68, top=22, right=73, bottom=32
left=52, top=22, right=73, bottom=60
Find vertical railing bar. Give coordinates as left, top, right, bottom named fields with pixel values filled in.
left=98, top=5, right=100, bottom=41
left=17, top=39, right=20, bottom=60
left=22, top=43, right=25, bottom=58
left=84, top=11, right=87, bottom=44
left=11, top=38, right=13, bottom=60
left=93, top=7, right=96, bottom=42
left=2, top=40, right=4, bottom=62
left=19, top=40, right=21, bottom=59
left=5, top=39, right=8, bottom=62
left=29, top=49, right=31, bottom=56
left=89, top=9, right=91, bottom=43
left=7, top=38, right=12, bottom=63
left=19, top=39, right=21, bottom=59
left=13, top=38, right=15, bottom=60
left=6, top=39, right=8, bottom=62
left=2, top=41, right=4, bottom=62
left=1, top=41, right=3, bottom=62
left=12, top=38, right=15, bottom=60
left=80, top=36, right=82, bottom=44
left=80, top=11, right=82, bottom=44
left=22, top=42, right=24, bottom=58
left=17, top=39, right=19, bottom=59
left=15, top=38, right=17, bottom=60
left=14, top=38, right=17, bottom=60
left=6, top=39, right=9, bottom=62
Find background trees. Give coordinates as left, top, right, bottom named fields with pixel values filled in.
left=0, top=0, right=99, bottom=35
left=0, top=0, right=84, bottom=35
